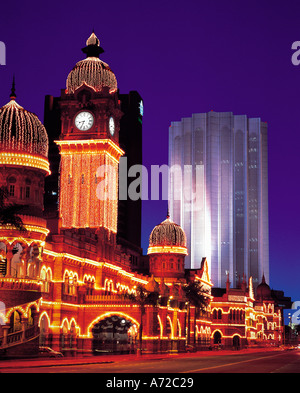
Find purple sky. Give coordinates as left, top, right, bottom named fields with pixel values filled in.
left=0, top=0, right=300, bottom=301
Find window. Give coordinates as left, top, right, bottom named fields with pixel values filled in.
left=8, top=176, right=16, bottom=196
left=25, top=186, right=30, bottom=198
left=9, top=185, right=15, bottom=196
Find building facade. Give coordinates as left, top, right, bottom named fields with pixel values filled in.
left=168, top=111, right=269, bottom=288
left=0, top=34, right=282, bottom=358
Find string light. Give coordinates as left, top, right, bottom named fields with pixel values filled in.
left=0, top=99, right=49, bottom=159
left=0, top=152, right=50, bottom=174
left=148, top=216, right=187, bottom=254
left=147, top=245, right=188, bottom=255
left=56, top=139, right=124, bottom=230
left=66, top=57, right=117, bottom=94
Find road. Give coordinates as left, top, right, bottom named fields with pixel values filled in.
left=1, top=349, right=300, bottom=373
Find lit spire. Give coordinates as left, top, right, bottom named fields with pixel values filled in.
left=82, top=31, right=104, bottom=58
left=86, top=31, right=100, bottom=47
left=10, top=75, right=16, bottom=100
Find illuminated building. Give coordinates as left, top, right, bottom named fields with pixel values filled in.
left=148, top=215, right=188, bottom=284
left=0, top=34, right=283, bottom=358
left=0, top=81, right=50, bottom=357
left=168, top=111, right=269, bottom=288
left=211, top=275, right=282, bottom=348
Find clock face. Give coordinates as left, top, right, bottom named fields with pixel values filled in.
left=109, top=117, right=115, bottom=136
left=75, top=111, right=94, bottom=131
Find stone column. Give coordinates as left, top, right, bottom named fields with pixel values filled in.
left=2, top=325, right=10, bottom=346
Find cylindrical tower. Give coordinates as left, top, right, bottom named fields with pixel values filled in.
left=0, top=82, right=50, bottom=278
left=147, top=215, right=188, bottom=284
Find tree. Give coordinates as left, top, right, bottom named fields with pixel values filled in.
left=123, top=284, right=159, bottom=355
left=183, top=280, right=210, bottom=348
left=0, top=186, right=27, bottom=232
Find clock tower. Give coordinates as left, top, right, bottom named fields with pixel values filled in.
left=56, top=32, right=124, bottom=235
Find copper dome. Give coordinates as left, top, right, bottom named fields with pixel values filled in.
left=66, top=33, right=117, bottom=95
left=148, top=216, right=188, bottom=255
left=0, top=98, right=49, bottom=159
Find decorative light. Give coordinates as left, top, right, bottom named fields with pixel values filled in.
left=0, top=222, right=50, bottom=236
left=66, top=57, right=117, bottom=94
left=148, top=216, right=187, bottom=253
left=0, top=152, right=50, bottom=175
left=0, top=99, right=49, bottom=158
left=56, top=139, right=124, bottom=231
left=147, top=245, right=188, bottom=255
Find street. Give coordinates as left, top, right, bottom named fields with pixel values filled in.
left=1, top=348, right=300, bottom=373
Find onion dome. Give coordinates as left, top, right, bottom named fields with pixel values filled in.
left=0, top=81, right=50, bottom=174
left=66, top=32, right=117, bottom=95
left=256, top=274, right=272, bottom=300
left=147, top=215, right=188, bottom=255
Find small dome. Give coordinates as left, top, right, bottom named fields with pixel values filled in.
left=148, top=215, right=188, bottom=255
left=66, top=32, right=117, bottom=95
left=0, top=98, right=49, bottom=159
left=256, top=274, right=271, bottom=300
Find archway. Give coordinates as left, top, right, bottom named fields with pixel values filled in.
left=39, top=313, right=50, bottom=346
left=213, top=330, right=222, bottom=345
left=233, top=335, right=240, bottom=349
left=92, top=315, right=137, bottom=355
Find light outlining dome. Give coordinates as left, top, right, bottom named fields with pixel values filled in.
left=0, top=82, right=50, bottom=174
left=66, top=32, right=117, bottom=95
left=147, top=215, right=188, bottom=255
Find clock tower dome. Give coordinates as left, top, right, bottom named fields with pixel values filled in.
left=56, top=32, right=124, bottom=234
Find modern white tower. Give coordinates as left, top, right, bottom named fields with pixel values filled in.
left=168, top=111, right=269, bottom=288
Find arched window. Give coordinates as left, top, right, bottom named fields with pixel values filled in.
left=84, top=276, right=95, bottom=295
left=28, top=306, right=37, bottom=326
left=213, top=331, right=222, bottom=345
left=7, top=176, right=16, bottom=196
left=0, top=242, right=7, bottom=277
left=218, top=309, right=222, bottom=320
left=10, top=243, right=24, bottom=277
left=70, top=320, right=76, bottom=348
left=39, top=313, right=50, bottom=347
left=41, top=267, right=52, bottom=292
left=63, top=271, right=78, bottom=296
left=10, top=310, right=22, bottom=332
left=25, top=178, right=31, bottom=199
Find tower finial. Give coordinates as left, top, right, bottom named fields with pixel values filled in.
left=10, top=75, right=16, bottom=100
left=82, top=31, right=104, bottom=58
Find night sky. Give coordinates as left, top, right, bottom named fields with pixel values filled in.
left=0, top=0, right=299, bottom=302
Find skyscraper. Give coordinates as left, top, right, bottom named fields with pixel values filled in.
left=168, top=111, right=269, bottom=288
